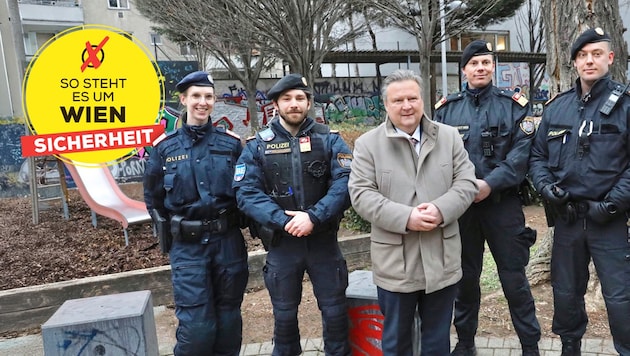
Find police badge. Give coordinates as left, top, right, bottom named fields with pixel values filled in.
left=520, top=116, right=536, bottom=135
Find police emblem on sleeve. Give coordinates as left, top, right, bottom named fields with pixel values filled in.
left=520, top=116, right=536, bottom=135
left=337, top=153, right=353, bottom=168
left=233, top=163, right=246, bottom=181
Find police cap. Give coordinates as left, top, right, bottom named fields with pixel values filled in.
left=461, top=40, right=494, bottom=68
left=267, top=73, right=312, bottom=101
left=570, top=27, right=611, bottom=60
left=176, top=71, right=214, bottom=93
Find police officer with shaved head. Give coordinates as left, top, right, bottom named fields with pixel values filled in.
left=434, top=40, right=541, bottom=355
left=529, top=27, right=630, bottom=355
left=233, top=73, right=353, bottom=355
left=144, top=70, right=248, bottom=356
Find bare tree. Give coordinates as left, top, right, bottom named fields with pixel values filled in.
left=515, top=0, right=545, bottom=102
left=233, top=0, right=369, bottom=90
left=136, top=0, right=278, bottom=132
left=137, top=0, right=368, bottom=129
left=367, top=0, right=524, bottom=106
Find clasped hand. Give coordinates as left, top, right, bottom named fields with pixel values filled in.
left=407, top=203, right=443, bottom=232
left=284, top=210, right=314, bottom=237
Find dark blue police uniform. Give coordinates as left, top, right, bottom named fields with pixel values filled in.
left=529, top=75, right=630, bottom=355
left=144, top=114, right=248, bottom=356
left=233, top=116, right=352, bottom=356
left=434, top=84, right=541, bottom=350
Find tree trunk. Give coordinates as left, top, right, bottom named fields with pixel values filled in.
left=245, top=80, right=260, bottom=135
left=529, top=0, right=627, bottom=307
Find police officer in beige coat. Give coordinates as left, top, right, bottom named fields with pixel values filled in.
left=348, top=69, right=478, bottom=356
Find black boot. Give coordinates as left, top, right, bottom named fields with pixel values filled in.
left=451, top=342, right=477, bottom=356
left=522, top=343, right=540, bottom=356
left=561, top=339, right=581, bottom=356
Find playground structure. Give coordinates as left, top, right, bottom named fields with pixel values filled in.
left=63, top=161, right=152, bottom=246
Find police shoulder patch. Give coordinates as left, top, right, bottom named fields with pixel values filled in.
left=337, top=153, right=352, bottom=168
left=259, top=128, right=275, bottom=142
left=224, top=129, right=240, bottom=140
left=152, top=130, right=178, bottom=146
left=233, top=163, right=246, bottom=182
left=434, top=93, right=462, bottom=110
left=434, top=96, right=448, bottom=110
left=519, top=116, right=536, bottom=135
left=511, top=92, right=529, bottom=107
left=545, top=89, right=573, bottom=106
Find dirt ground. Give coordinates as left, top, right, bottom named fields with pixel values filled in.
left=0, top=183, right=611, bottom=343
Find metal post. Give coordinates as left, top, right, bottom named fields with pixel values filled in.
left=439, top=0, right=448, bottom=96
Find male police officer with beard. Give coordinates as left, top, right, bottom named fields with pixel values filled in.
left=144, top=71, right=248, bottom=356
left=233, top=73, right=353, bottom=356
left=434, top=40, right=541, bottom=356
left=529, top=28, right=630, bottom=355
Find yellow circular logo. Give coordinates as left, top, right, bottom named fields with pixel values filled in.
left=22, top=25, right=164, bottom=165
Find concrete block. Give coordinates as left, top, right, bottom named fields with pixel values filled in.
left=41, top=290, right=158, bottom=356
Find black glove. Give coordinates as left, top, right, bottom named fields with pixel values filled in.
left=541, top=183, right=570, bottom=205
left=586, top=200, right=618, bottom=224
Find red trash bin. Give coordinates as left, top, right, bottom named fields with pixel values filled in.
left=346, top=270, right=420, bottom=356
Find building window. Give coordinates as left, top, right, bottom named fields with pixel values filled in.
left=23, top=32, right=38, bottom=56
left=150, top=33, right=161, bottom=46
left=180, top=43, right=197, bottom=56
left=108, top=0, right=129, bottom=9
left=451, top=31, right=510, bottom=52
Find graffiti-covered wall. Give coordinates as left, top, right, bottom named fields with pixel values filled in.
left=2, top=76, right=401, bottom=196
left=495, top=62, right=549, bottom=109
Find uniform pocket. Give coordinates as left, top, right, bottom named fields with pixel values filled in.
left=378, top=170, right=392, bottom=197
left=546, top=130, right=569, bottom=169
left=164, top=173, right=184, bottom=205
left=172, top=263, right=209, bottom=307
left=442, top=223, right=461, bottom=273
left=588, top=131, right=624, bottom=173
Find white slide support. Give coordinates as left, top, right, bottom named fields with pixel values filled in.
left=63, top=161, right=152, bottom=245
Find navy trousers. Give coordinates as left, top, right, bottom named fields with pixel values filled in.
left=552, top=213, right=630, bottom=355
left=170, top=228, right=249, bottom=356
left=377, top=284, right=457, bottom=356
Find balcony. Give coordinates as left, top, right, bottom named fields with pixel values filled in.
left=19, top=0, right=83, bottom=33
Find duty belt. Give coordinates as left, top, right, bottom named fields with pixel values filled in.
left=171, top=212, right=239, bottom=242
left=558, top=201, right=589, bottom=223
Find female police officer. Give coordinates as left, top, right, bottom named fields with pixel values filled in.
left=144, top=71, right=248, bottom=356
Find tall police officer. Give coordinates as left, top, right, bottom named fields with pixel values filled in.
left=233, top=73, right=352, bottom=356
left=144, top=71, right=249, bottom=356
left=434, top=40, right=541, bottom=356
left=529, top=28, right=630, bottom=355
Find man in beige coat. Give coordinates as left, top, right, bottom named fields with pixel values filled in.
left=348, top=69, right=477, bottom=356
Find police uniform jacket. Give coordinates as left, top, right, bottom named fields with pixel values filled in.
left=233, top=117, right=352, bottom=232
left=348, top=117, right=477, bottom=294
left=529, top=75, right=630, bottom=210
left=143, top=119, right=243, bottom=220
left=434, top=84, right=535, bottom=194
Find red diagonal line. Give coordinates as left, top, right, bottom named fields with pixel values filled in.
left=81, top=36, right=109, bottom=72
